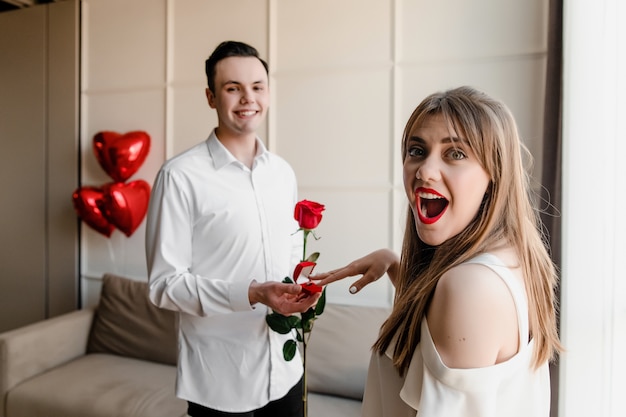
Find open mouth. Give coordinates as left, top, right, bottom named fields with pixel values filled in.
left=416, top=189, right=448, bottom=224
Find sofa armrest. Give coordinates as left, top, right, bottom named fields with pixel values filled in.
left=0, top=308, right=94, bottom=417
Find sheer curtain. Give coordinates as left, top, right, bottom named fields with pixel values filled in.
left=559, top=1, right=626, bottom=416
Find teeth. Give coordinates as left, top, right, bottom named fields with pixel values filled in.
left=418, top=192, right=443, bottom=200
left=239, top=111, right=255, bottom=116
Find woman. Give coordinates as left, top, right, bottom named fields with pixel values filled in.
left=315, top=86, right=561, bottom=416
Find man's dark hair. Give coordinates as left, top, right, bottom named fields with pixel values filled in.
left=204, top=41, right=269, bottom=93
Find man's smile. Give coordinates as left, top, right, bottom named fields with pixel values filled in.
left=235, top=110, right=258, bottom=117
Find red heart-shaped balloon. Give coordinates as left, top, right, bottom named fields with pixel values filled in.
left=72, top=186, right=115, bottom=237
left=101, top=180, right=151, bottom=237
left=93, top=131, right=151, bottom=182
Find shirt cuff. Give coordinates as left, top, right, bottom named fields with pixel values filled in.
left=229, top=278, right=255, bottom=312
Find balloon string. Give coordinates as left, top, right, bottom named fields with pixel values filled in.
left=106, top=235, right=118, bottom=274
left=119, top=234, right=127, bottom=275
left=106, top=231, right=135, bottom=276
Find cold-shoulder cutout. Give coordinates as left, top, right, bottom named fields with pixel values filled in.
left=427, top=260, right=520, bottom=368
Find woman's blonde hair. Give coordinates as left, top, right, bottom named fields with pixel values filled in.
left=374, top=86, right=562, bottom=375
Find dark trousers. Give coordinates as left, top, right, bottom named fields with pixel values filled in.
left=187, top=378, right=303, bottom=417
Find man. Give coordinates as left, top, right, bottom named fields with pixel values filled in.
left=145, top=41, right=318, bottom=417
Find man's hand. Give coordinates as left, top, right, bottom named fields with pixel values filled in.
left=248, top=280, right=321, bottom=316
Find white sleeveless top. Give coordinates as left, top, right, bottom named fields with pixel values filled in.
left=362, top=253, right=551, bottom=417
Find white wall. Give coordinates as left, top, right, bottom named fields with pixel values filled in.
left=80, top=0, right=548, bottom=311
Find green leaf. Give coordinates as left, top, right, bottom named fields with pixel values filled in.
left=301, top=307, right=317, bottom=333
left=266, top=313, right=299, bottom=334
left=283, top=339, right=297, bottom=361
left=296, top=330, right=303, bottom=342
left=315, top=287, right=326, bottom=316
left=288, top=315, right=302, bottom=329
left=305, top=252, right=320, bottom=263
left=301, top=307, right=316, bottom=322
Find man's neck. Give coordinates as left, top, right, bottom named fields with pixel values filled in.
left=214, top=128, right=257, bottom=169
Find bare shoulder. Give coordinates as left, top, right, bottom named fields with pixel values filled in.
left=427, top=261, right=519, bottom=369
left=436, top=262, right=514, bottom=303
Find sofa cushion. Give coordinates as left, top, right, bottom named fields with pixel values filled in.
left=87, top=273, right=178, bottom=365
left=308, top=392, right=362, bottom=417
left=305, top=303, right=390, bottom=400
left=6, top=353, right=187, bottom=417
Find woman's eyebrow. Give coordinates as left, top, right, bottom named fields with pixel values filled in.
left=408, top=136, right=467, bottom=144
left=442, top=136, right=468, bottom=145
left=407, top=136, right=425, bottom=144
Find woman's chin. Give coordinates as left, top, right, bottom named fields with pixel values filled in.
left=416, top=229, right=446, bottom=247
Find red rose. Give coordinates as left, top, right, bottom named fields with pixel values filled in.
left=294, top=200, right=325, bottom=230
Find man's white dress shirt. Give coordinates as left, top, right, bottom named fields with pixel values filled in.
left=146, top=131, right=303, bottom=412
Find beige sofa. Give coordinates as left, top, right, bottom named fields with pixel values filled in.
left=0, top=274, right=390, bottom=417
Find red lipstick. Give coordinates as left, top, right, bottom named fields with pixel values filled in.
left=415, top=187, right=448, bottom=225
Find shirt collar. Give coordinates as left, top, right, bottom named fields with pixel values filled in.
left=206, top=129, right=269, bottom=171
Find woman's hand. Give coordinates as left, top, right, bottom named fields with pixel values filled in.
left=312, top=248, right=400, bottom=294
